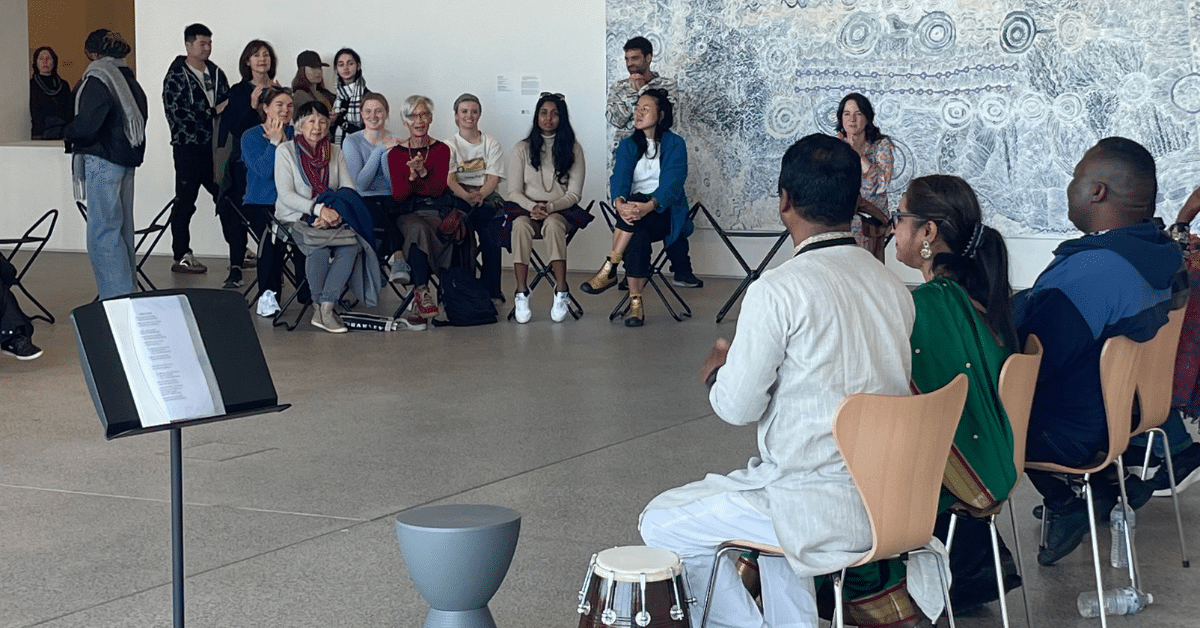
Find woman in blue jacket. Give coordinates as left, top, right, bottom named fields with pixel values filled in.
left=581, top=88, right=690, bottom=326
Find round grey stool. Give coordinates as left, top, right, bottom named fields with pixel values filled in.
left=395, top=504, right=522, bottom=628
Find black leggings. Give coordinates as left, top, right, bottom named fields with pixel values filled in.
left=614, top=209, right=672, bottom=278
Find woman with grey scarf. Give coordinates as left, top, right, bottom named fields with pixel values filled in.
left=64, top=29, right=149, bottom=299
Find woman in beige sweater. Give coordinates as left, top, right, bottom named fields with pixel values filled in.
left=504, top=93, right=587, bottom=323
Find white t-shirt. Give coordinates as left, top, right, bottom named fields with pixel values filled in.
left=185, top=63, right=215, bottom=108
left=631, top=140, right=662, bottom=196
left=448, top=131, right=505, bottom=188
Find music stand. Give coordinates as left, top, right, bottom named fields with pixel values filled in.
left=71, top=289, right=290, bottom=628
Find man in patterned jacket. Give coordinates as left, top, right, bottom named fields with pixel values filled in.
left=162, top=23, right=228, bottom=274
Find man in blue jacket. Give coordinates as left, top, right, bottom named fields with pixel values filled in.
left=1018, top=137, right=1188, bottom=565
left=162, top=23, right=228, bottom=275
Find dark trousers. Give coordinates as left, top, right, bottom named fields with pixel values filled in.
left=243, top=204, right=305, bottom=297
left=454, top=193, right=505, bottom=299
left=363, top=195, right=406, bottom=258
left=1027, top=424, right=1126, bottom=511
left=0, top=257, right=32, bottom=342
left=171, top=143, right=218, bottom=260
left=615, top=209, right=672, bottom=278
left=218, top=160, right=256, bottom=267
left=664, top=235, right=692, bottom=276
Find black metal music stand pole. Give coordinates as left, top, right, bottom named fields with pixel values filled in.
left=171, top=427, right=185, bottom=628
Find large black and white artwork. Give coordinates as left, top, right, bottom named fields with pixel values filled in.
left=607, top=0, right=1200, bottom=233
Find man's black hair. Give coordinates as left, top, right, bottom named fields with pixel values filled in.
left=778, top=134, right=860, bottom=226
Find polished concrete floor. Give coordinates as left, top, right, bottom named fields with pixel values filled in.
left=2, top=252, right=1199, bottom=628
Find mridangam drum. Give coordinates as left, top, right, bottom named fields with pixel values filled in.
left=577, top=546, right=694, bottom=628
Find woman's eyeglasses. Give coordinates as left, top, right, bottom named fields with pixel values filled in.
left=889, top=211, right=922, bottom=226
left=406, top=112, right=433, bottom=122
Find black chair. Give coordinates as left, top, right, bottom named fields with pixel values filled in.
left=257, top=217, right=311, bottom=331
left=0, top=208, right=58, bottom=323
left=76, top=198, right=173, bottom=292
left=506, top=199, right=594, bottom=322
left=697, top=203, right=791, bottom=323
left=598, top=201, right=695, bottom=323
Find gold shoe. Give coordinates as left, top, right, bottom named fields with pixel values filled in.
left=625, top=294, right=644, bottom=327
left=580, top=258, right=618, bottom=294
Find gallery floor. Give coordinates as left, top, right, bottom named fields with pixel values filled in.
left=2, top=252, right=1198, bottom=627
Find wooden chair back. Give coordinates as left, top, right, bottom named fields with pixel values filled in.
left=999, top=335, right=1044, bottom=473
left=1026, top=334, right=1140, bottom=475
left=1132, top=307, right=1186, bottom=436
left=834, top=373, right=969, bottom=566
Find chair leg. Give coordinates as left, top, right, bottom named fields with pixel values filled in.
left=945, top=513, right=959, bottom=552
left=1007, top=503, right=1033, bottom=628
left=1083, top=474, right=1108, bottom=628
left=1140, top=431, right=1157, bottom=479
left=911, top=547, right=955, bottom=628
left=699, top=545, right=742, bottom=628
left=1149, top=428, right=1191, bottom=567
left=832, top=569, right=846, bottom=628
left=1108, top=456, right=1137, bottom=590
left=988, top=516, right=1012, bottom=628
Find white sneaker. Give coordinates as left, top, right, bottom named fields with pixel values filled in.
left=256, top=290, right=281, bottom=317
left=550, top=291, right=570, bottom=322
left=514, top=292, right=532, bottom=324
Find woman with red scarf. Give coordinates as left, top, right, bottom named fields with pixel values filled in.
left=275, top=100, right=361, bottom=333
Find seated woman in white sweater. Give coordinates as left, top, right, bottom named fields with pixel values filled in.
left=274, top=101, right=362, bottom=333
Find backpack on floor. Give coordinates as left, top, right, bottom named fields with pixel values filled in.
left=434, top=267, right=497, bottom=326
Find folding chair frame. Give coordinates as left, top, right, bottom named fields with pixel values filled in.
left=76, top=198, right=173, bottom=293
left=598, top=201, right=694, bottom=323
left=0, top=208, right=58, bottom=323
left=697, top=203, right=790, bottom=323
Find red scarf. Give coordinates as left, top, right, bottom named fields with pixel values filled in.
left=296, top=134, right=332, bottom=197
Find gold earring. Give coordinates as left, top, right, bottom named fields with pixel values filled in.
left=920, top=241, right=932, bottom=260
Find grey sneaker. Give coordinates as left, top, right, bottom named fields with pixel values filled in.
left=172, top=252, right=207, bottom=274
left=389, top=258, right=412, bottom=284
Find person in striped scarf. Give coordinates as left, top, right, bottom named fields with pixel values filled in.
left=331, top=48, right=367, bottom=146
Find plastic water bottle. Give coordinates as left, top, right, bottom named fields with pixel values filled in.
left=1077, top=587, right=1153, bottom=617
left=1109, top=502, right=1136, bottom=568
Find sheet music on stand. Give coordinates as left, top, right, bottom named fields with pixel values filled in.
left=72, top=289, right=290, bottom=628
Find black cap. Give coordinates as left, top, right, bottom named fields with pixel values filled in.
left=296, top=50, right=328, bottom=68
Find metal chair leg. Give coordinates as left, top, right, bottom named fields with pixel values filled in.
left=1114, top=457, right=1142, bottom=590
left=1007, top=503, right=1032, bottom=628
left=1083, top=475, right=1108, bottom=628
left=1148, top=427, right=1191, bottom=567
left=699, top=545, right=742, bottom=628
left=988, top=516, right=1012, bottom=628
left=832, top=569, right=846, bottom=628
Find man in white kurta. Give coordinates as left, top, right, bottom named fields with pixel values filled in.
left=640, top=134, right=916, bottom=628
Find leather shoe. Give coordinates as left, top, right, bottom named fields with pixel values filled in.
left=1037, top=506, right=1089, bottom=566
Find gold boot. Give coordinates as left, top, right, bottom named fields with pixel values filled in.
left=625, top=294, right=644, bottom=327
left=580, top=257, right=618, bottom=294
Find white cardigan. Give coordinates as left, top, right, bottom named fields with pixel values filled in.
left=274, top=140, right=358, bottom=224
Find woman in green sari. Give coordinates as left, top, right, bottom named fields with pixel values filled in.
left=826, top=175, right=1020, bottom=626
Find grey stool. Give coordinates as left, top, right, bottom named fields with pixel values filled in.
left=395, top=504, right=522, bottom=628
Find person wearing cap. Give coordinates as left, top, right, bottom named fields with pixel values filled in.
left=162, top=23, right=229, bottom=276
left=291, top=51, right=335, bottom=113
left=64, top=29, right=148, bottom=300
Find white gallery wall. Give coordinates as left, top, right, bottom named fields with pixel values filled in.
left=1, top=0, right=1069, bottom=288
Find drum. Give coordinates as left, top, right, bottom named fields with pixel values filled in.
left=576, top=546, right=694, bottom=628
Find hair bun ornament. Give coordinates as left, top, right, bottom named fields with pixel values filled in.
left=963, top=222, right=984, bottom=260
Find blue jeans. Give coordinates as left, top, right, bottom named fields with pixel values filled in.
left=85, top=155, right=136, bottom=299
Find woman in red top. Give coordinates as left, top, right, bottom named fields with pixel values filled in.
left=387, top=95, right=458, bottom=319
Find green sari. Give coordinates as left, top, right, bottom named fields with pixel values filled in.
left=819, top=279, right=1017, bottom=625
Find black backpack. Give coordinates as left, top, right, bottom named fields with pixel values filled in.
left=434, top=267, right=498, bottom=326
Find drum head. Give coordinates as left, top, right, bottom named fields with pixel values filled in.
left=593, top=546, right=682, bottom=582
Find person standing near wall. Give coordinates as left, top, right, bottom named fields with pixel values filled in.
left=64, top=29, right=147, bottom=300
left=606, top=36, right=701, bottom=289
left=162, top=23, right=229, bottom=275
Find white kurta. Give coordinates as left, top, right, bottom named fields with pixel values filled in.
left=643, top=243, right=915, bottom=579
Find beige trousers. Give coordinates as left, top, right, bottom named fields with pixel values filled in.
left=511, top=213, right=570, bottom=266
